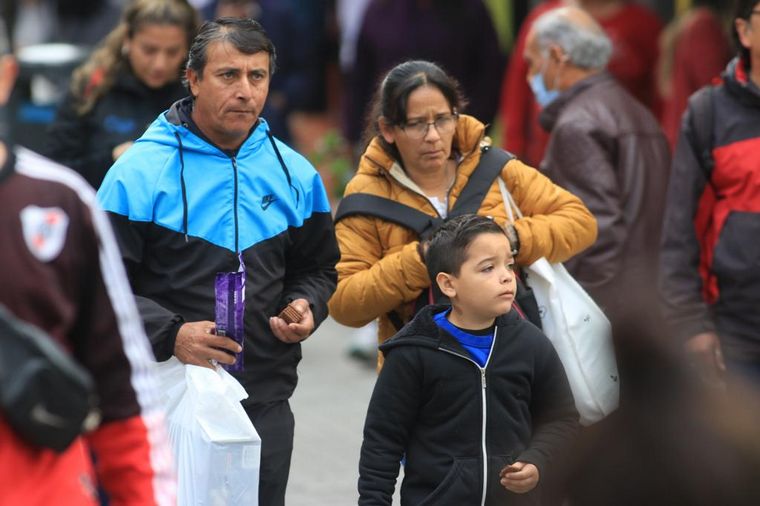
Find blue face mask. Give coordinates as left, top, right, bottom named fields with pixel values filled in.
left=529, top=72, right=560, bottom=108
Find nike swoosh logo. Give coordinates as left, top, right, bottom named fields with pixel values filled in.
left=261, top=195, right=277, bottom=210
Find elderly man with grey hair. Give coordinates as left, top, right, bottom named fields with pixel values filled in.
left=524, top=6, right=670, bottom=382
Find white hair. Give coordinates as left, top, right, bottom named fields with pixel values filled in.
left=533, top=9, right=613, bottom=70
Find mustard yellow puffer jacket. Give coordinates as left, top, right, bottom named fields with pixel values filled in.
left=328, top=115, right=597, bottom=346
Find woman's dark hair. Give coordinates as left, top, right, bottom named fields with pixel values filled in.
left=186, top=17, right=276, bottom=83
left=425, top=214, right=505, bottom=281
left=733, top=0, right=760, bottom=65
left=362, top=60, right=467, bottom=161
left=70, top=0, right=199, bottom=115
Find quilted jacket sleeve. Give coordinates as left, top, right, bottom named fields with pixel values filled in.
left=329, top=214, right=429, bottom=328
left=502, top=158, right=598, bottom=265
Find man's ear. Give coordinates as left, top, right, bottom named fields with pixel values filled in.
left=736, top=18, right=752, bottom=50
left=548, top=43, right=568, bottom=64
left=0, top=55, right=19, bottom=106
left=378, top=116, right=395, bottom=145
left=436, top=272, right=456, bottom=299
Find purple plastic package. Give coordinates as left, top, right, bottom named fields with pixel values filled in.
left=215, top=270, right=245, bottom=372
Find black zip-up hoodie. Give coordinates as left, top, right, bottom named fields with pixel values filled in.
left=359, top=306, right=579, bottom=506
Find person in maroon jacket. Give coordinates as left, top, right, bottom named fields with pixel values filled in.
left=525, top=6, right=670, bottom=338
left=657, top=0, right=732, bottom=147
left=500, top=0, right=662, bottom=167
left=660, top=0, right=760, bottom=388
left=0, top=24, right=176, bottom=506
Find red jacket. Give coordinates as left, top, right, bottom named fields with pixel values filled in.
left=660, top=57, right=760, bottom=361
left=659, top=7, right=731, bottom=147
left=0, top=147, right=175, bottom=505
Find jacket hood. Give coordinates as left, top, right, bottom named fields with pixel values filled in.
left=539, top=72, right=612, bottom=132
left=380, top=304, right=522, bottom=354
left=723, top=56, right=760, bottom=108
left=141, top=97, right=272, bottom=158
left=357, top=114, right=488, bottom=178
left=135, top=97, right=295, bottom=239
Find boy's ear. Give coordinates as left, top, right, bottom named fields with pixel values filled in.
left=436, top=272, right=456, bottom=298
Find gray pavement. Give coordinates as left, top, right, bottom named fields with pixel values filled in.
left=286, top=317, right=400, bottom=505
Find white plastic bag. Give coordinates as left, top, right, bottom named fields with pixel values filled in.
left=498, top=178, right=619, bottom=425
left=522, top=258, right=619, bottom=425
left=156, top=357, right=261, bottom=505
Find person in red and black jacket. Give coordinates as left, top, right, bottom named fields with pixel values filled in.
left=660, top=0, right=760, bottom=387
left=0, top=36, right=176, bottom=505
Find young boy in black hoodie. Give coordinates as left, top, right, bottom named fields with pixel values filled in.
left=358, top=214, right=579, bottom=505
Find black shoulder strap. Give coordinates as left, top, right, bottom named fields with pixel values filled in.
left=449, top=147, right=514, bottom=218
left=334, top=146, right=516, bottom=331
left=334, top=193, right=443, bottom=237
left=688, top=85, right=716, bottom=177
left=334, top=147, right=515, bottom=237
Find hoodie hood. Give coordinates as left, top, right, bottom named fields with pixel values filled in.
left=152, top=97, right=271, bottom=157
left=723, top=56, right=760, bottom=109
left=380, top=304, right=523, bottom=355
left=538, top=72, right=613, bottom=132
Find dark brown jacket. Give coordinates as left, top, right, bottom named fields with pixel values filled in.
left=539, top=72, right=670, bottom=329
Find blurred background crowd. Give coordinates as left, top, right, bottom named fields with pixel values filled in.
left=0, top=0, right=733, bottom=200
left=3, top=2, right=760, bottom=504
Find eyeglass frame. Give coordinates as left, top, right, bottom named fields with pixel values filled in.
left=396, top=111, right=459, bottom=139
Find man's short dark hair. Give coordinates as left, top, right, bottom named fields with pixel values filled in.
left=425, top=214, right=507, bottom=281
left=186, top=17, right=276, bottom=80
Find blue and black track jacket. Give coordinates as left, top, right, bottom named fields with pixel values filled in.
left=97, top=98, right=339, bottom=404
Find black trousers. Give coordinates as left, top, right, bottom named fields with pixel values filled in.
left=244, top=400, right=295, bottom=506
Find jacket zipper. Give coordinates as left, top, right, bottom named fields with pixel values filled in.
left=231, top=156, right=240, bottom=253
left=438, top=326, right=498, bottom=506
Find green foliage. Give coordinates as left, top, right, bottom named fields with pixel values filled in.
left=308, top=129, right=353, bottom=199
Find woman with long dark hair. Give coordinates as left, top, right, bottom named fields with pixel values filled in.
left=45, top=0, right=199, bottom=188
left=329, top=60, right=597, bottom=365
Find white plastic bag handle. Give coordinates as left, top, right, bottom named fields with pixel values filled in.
left=497, top=177, right=524, bottom=223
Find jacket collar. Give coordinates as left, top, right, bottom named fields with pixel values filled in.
left=723, top=56, right=760, bottom=108
left=358, top=114, right=488, bottom=181
left=379, top=304, right=520, bottom=354
left=163, top=97, right=267, bottom=157
left=539, top=71, right=612, bottom=132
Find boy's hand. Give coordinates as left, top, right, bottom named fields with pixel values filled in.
left=499, top=461, right=539, bottom=494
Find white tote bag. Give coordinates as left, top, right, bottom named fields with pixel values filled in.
left=498, top=178, right=619, bottom=425
left=156, top=357, right=261, bottom=505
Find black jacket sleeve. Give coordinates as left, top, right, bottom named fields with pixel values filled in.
left=45, top=93, right=118, bottom=189
left=280, top=209, right=339, bottom=331
left=659, top=97, right=715, bottom=341
left=107, top=212, right=182, bottom=360
left=359, top=347, right=422, bottom=505
left=519, top=339, right=580, bottom=477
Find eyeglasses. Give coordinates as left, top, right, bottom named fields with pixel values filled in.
left=398, top=113, right=458, bottom=139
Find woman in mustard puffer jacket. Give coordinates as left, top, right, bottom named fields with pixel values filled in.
left=329, top=60, right=597, bottom=356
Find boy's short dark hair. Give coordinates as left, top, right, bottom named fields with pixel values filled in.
left=425, top=214, right=507, bottom=281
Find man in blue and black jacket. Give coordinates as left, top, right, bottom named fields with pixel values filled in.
left=97, top=17, right=339, bottom=506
